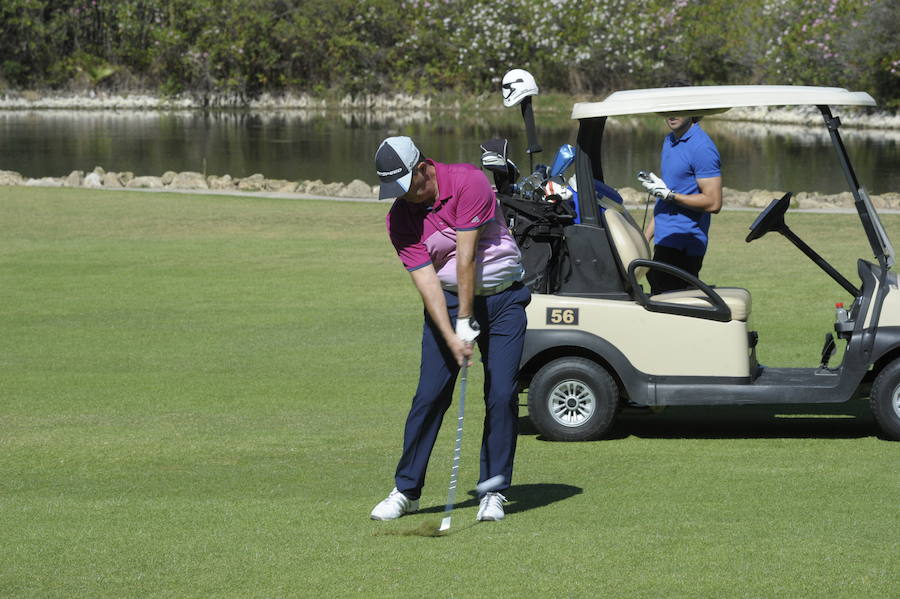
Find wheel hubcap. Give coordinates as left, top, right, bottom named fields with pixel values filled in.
left=891, top=385, right=900, bottom=420
left=548, top=379, right=595, bottom=427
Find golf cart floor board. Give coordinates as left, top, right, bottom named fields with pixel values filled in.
left=653, top=367, right=860, bottom=406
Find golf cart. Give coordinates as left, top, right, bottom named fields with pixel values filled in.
left=500, top=85, right=900, bottom=441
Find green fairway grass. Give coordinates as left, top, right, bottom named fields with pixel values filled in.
left=1, top=187, right=897, bottom=597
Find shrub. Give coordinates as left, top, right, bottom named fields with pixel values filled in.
left=0, top=0, right=896, bottom=106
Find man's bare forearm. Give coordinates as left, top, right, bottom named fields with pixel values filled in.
left=456, top=229, right=481, bottom=318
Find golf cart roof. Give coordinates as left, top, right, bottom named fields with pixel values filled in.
left=571, top=85, right=876, bottom=119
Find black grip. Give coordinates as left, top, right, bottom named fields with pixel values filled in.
left=520, top=97, right=542, bottom=155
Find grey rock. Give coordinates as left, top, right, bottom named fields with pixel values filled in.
left=0, top=170, right=24, bottom=185
left=171, top=171, right=208, bottom=189
left=274, top=180, right=299, bottom=193
left=237, top=173, right=267, bottom=191
left=102, top=172, right=123, bottom=188
left=25, top=177, right=65, bottom=187
left=161, top=171, right=177, bottom=185
left=127, top=176, right=164, bottom=189
left=265, top=178, right=297, bottom=192
left=301, top=180, right=344, bottom=197
left=296, top=179, right=322, bottom=194
left=877, top=192, right=900, bottom=209
left=207, top=174, right=236, bottom=190
left=65, top=170, right=84, bottom=187
left=84, top=172, right=104, bottom=188
left=617, top=187, right=645, bottom=205
left=339, top=179, right=376, bottom=198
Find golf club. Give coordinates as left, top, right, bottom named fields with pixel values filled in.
left=549, top=143, right=575, bottom=178
left=439, top=358, right=469, bottom=533
left=520, top=95, right=542, bottom=173
left=475, top=474, right=506, bottom=495
left=501, top=69, right=541, bottom=173
left=637, top=171, right=653, bottom=231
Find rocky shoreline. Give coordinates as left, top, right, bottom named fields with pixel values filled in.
left=1, top=91, right=899, bottom=130
left=2, top=166, right=899, bottom=212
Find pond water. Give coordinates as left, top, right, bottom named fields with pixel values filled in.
left=0, top=108, right=897, bottom=195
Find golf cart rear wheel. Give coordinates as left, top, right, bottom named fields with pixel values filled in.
left=528, top=357, right=618, bottom=441
left=870, top=359, right=900, bottom=441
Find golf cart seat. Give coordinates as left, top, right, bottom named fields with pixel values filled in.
left=602, top=205, right=752, bottom=322
left=649, top=287, right=751, bottom=321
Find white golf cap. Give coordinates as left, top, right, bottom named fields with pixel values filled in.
left=375, top=136, right=423, bottom=200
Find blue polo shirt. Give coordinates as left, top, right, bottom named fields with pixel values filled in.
left=653, top=123, right=721, bottom=255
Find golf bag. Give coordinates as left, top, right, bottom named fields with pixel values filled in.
left=487, top=137, right=627, bottom=297
left=499, top=193, right=575, bottom=294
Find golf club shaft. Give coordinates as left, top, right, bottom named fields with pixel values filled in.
left=439, top=360, right=468, bottom=530
left=641, top=192, right=652, bottom=231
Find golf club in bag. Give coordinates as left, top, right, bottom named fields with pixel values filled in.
left=501, top=69, right=542, bottom=172
left=481, top=138, right=520, bottom=195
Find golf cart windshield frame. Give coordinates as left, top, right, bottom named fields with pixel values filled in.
left=571, top=85, right=893, bottom=269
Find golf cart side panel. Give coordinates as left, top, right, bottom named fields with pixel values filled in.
left=525, top=294, right=751, bottom=378
left=870, top=327, right=900, bottom=366
left=859, top=263, right=900, bottom=364
left=863, top=263, right=898, bottom=329
left=842, top=259, right=895, bottom=366
left=653, top=366, right=865, bottom=406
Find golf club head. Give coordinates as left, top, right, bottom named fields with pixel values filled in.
left=481, top=138, right=520, bottom=195
left=480, top=138, right=508, bottom=162
left=481, top=151, right=508, bottom=170
left=550, top=144, right=575, bottom=177
left=517, top=172, right=543, bottom=201
left=475, top=475, right=505, bottom=495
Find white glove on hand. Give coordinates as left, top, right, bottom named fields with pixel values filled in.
left=638, top=171, right=674, bottom=201
left=455, top=316, right=481, bottom=344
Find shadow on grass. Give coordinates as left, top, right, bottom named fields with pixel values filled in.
left=613, top=403, right=879, bottom=440
left=417, top=483, right=583, bottom=515
left=519, top=402, right=882, bottom=440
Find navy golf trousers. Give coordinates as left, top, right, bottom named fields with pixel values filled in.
left=394, top=282, right=531, bottom=500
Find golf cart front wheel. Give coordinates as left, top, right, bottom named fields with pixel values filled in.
left=528, top=357, right=619, bottom=441
left=870, top=359, right=900, bottom=441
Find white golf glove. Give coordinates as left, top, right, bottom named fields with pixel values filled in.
left=455, top=316, right=481, bottom=344
left=638, top=171, right=674, bottom=201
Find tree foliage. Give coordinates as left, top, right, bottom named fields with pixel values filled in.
left=0, top=0, right=896, bottom=106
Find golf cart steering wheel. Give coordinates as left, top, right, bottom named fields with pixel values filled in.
left=746, top=192, right=793, bottom=243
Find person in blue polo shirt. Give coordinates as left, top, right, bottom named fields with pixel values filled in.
left=638, top=89, right=723, bottom=294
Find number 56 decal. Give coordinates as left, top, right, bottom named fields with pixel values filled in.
left=546, top=307, right=579, bottom=325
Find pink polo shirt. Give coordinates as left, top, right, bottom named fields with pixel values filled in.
left=386, top=160, right=523, bottom=292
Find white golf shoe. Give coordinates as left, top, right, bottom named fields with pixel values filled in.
left=476, top=492, right=507, bottom=521
left=370, top=487, right=419, bottom=520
